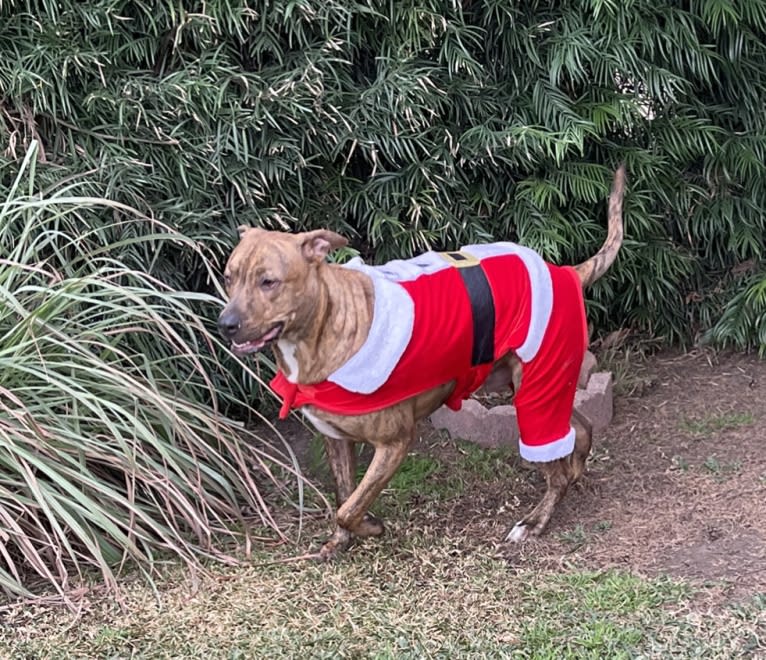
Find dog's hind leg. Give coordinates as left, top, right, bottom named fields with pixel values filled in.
left=505, top=458, right=572, bottom=543
left=505, top=414, right=592, bottom=543
left=319, top=432, right=414, bottom=560
left=569, top=408, right=593, bottom=482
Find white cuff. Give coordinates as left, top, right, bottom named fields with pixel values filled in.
left=519, top=426, right=575, bottom=462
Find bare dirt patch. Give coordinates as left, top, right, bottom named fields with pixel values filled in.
left=452, top=350, right=766, bottom=600
left=571, top=350, right=766, bottom=595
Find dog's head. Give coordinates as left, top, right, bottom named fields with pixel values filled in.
left=218, top=226, right=347, bottom=355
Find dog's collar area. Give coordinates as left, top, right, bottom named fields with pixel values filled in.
left=327, top=263, right=415, bottom=394
left=276, top=376, right=299, bottom=419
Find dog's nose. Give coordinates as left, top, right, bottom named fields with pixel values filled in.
left=217, top=309, right=241, bottom=339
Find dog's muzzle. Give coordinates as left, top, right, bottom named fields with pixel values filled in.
left=218, top=309, right=241, bottom=340
left=218, top=308, right=284, bottom=355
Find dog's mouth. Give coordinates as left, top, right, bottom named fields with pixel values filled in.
left=231, top=322, right=284, bottom=355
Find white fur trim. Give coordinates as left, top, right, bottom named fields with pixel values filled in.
left=327, top=265, right=415, bottom=394
left=343, top=252, right=449, bottom=282
left=461, top=242, right=552, bottom=363
left=519, top=427, right=575, bottom=462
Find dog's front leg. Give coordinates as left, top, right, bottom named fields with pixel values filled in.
left=324, top=437, right=385, bottom=544
left=322, top=437, right=357, bottom=506
left=320, top=432, right=414, bottom=560
left=506, top=457, right=572, bottom=543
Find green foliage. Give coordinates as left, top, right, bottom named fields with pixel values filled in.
left=706, top=273, right=766, bottom=355
left=0, top=143, right=307, bottom=604
left=2, top=1, right=765, bottom=347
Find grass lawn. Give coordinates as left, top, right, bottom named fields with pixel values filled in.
left=2, top=351, right=765, bottom=658
left=1, top=534, right=762, bottom=659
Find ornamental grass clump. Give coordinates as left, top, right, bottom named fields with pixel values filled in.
left=0, top=144, right=307, bottom=605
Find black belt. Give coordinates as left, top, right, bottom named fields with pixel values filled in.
left=439, top=251, right=496, bottom=366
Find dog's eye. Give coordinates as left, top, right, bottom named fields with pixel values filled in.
left=259, top=277, right=280, bottom=291
left=223, top=274, right=231, bottom=287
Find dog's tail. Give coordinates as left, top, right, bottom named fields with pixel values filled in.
left=573, top=164, right=626, bottom=288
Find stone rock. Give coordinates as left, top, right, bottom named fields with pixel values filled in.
left=578, top=350, right=598, bottom=388
left=430, top=368, right=614, bottom=447
left=574, top=371, right=613, bottom=433
left=430, top=400, right=518, bottom=448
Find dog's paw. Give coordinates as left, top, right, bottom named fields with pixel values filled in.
left=505, top=521, right=530, bottom=543
left=317, top=544, right=340, bottom=562
left=318, top=528, right=353, bottom=561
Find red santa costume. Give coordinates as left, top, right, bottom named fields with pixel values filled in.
left=271, top=242, right=588, bottom=463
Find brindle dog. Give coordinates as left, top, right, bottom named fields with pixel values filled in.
left=219, top=166, right=626, bottom=560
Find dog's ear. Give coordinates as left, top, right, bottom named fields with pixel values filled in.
left=237, top=225, right=251, bottom=240
left=299, top=229, right=348, bottom=263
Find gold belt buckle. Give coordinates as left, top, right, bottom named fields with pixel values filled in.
left=438, top=251, right=480, bottom=269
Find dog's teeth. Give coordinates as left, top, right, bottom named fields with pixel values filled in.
left=505, top=522, right=529, bottom=543
left=232, top=340, right=260, bottom=354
